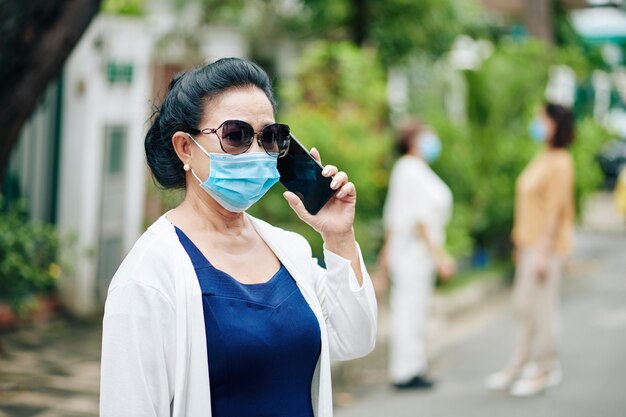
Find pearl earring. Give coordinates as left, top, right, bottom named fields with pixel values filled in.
left=183, top=163, right=190, bottom=171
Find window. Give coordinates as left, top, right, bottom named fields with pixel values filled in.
left=106, top=126, right=126, bottom=175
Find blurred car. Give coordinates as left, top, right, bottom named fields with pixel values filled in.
left=598, top=138, right=626, bottom=189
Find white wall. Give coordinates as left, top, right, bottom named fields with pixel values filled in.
left=201, top=25, right=248, bottom=61
left=57, top=15, right=151, bottom=316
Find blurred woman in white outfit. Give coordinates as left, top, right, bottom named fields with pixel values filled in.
left=380, top=120, right=456, bottom=389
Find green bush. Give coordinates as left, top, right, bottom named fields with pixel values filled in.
left=0, top=200, right=61, bottom=315
left=101, top=0, right=146, bottom=15
left=571, top=117, right=611, bottom=212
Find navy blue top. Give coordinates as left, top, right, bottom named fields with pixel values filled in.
left=175, top=227, right=321, bottom=417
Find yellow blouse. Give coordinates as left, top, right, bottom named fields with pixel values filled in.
left=511, top=149, right=575, bottom=254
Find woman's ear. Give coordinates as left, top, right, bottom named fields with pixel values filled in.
left=172, top=131, right=193, bottom=165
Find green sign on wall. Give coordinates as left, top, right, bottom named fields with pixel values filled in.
left=107, top=61, right=134, bottom=84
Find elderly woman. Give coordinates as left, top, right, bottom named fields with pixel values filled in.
left=485, top=102, right=575, bottom=396
left=100, top=57, right=377, bottom=417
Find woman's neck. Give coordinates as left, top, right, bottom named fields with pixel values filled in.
left=545, top=144, right=565, bottom=153
left=406, top=150, right=423, bottom=160
left=171, top=186, right=247, bottom=236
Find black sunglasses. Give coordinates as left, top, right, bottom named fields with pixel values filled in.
left=188, top=120, right=291, bottom=157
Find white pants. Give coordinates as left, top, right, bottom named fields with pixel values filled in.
left=388, top=236, right=436, bottom=383
left=508, top=248, right=562, bottom=372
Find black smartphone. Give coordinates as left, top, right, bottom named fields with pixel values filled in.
left=277, top=134, right=336, bottom=215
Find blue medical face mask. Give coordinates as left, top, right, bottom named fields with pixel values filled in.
left=529, top=118, right=547, bottom=143
left=418, top=132, right=442, bottom=163
left=187, top=135, right=280, bottom=212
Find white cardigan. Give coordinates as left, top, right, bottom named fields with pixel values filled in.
left=100, top=214, right=377, bottom=417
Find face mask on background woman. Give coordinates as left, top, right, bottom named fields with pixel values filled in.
left=417, top=131, right=442, bottom=163
left=529, top=118, right=548, bottom=143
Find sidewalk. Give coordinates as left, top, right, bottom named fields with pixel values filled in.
left=0, top=318, right=101, bottom=417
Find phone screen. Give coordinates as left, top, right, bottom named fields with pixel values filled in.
left=277, top=135, right=336, bottom=215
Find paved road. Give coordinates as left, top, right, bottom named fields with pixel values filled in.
left=0, top=318, right=100, bottom=417
left=335, top=231, right=626, bottom=417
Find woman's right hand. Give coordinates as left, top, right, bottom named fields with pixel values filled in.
left=535, top=252, right=549, bottom=282
left=372, top=245, right=389, bottom=298
left=437, top=252, right=457, bottom=281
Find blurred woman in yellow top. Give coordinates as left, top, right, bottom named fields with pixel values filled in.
left=485, top=102, right=575, bottom=397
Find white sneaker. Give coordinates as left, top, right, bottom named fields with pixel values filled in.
left=510, top=376, right=546, bottom=397
left=509, top=364, right=563, bottom=397
left=484, top=370, right=517, bottom=391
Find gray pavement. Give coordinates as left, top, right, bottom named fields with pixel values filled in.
left=0, top=230, right=624, bottom=417
left=0, top=319, right=101, bottom=417
left=335, top=231, right=626, bottom=417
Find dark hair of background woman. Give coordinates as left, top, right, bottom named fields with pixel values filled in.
left=395, top=120, right=423, bottom=155
left=545, top=102, right=575, bottom=149
left=145, top=57, right=277, bottom=189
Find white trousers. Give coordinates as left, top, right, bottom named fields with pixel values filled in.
left=387, top=236, right=436, bottom=383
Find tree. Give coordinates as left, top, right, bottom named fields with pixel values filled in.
left=525, top=0, right=554, bottom=44
left=0, top=0, right=101, bottom=186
